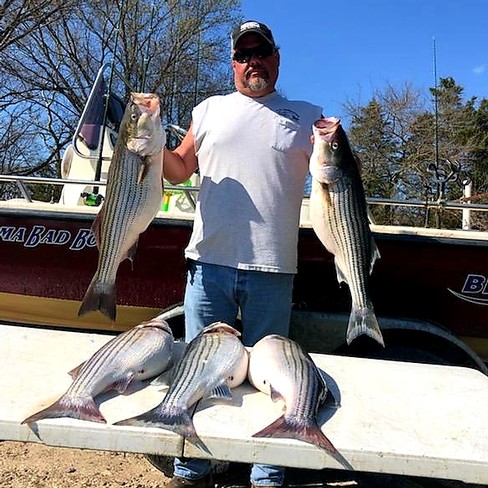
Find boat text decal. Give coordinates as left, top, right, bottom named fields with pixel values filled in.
left=447, top=274, right=488, bottom=306
left=0, top=225, right=96, bottom=250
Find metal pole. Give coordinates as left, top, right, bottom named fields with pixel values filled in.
left=432, top=37, right=441, bottom=228
left=140, top=2, right=156, bottom=92
left=94, top=0, right=124, bottom=191
left=462, top=179, right=472, bottom=230
left=432, top=37, right=439, bottom=171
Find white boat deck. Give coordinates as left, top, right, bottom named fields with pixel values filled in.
left=3, top=197, right=488, bottom=242
left=1, top=323, right=487, bottom=484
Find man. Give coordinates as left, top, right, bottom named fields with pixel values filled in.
left=163, top=20, right=322, bottom=488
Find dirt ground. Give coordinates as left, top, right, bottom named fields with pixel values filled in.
left=0, top=441, right=169, bottom=488
left=0, top=441, right=486, bottom=488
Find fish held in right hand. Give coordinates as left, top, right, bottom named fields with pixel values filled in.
left=309, top=117, right=385, bottom=347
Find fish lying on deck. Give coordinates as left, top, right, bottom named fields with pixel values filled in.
left=248, top=334, right=353, bottom=470
left=309, top=116, right=384, bottom=347
left=22, top=315, right=174, bottom=424
left=114, top=322, right=249, bottom=452
left=78, top=92, right=165, bottom=321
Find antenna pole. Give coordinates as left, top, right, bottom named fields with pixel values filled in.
left=94, top=0, right=124, bottom=189
left=432, top=37, right=442, bottom=227
left=141, top=2, right=156, bottom=92
left=432, top=36, right=439, bottom=168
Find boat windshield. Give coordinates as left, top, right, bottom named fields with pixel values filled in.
left=78, top=74, right=125, bottom=150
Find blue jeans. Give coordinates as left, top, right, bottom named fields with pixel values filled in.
left=173, top=260, right=294, bottom=486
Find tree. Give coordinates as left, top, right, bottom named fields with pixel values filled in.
left=0, top=0, right=75, bottom=52
left=346, top=83, right=429, bottom=225
left=345, top=78, right=488, bottom=229
left=0, top=0, right=240, bottom=199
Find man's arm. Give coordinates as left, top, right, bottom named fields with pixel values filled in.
left=163, top=122, right=198, bottom=185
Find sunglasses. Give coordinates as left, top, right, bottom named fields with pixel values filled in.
left=232, top=45, right=275, bottom=63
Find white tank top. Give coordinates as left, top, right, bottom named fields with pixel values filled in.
left=185, top=91, right=322, bottom=273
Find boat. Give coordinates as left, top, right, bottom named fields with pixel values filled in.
left=1, top=66, right=487, bottom=373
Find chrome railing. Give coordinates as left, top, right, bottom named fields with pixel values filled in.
left=0, top=174, right=199, bottom=208
left=2, top=173, right=488, bottom=220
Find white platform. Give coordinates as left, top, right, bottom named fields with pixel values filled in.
left=1, top=323, right=487, bottom=484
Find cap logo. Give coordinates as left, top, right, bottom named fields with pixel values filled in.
left=240, top=21, right=261, bottom=33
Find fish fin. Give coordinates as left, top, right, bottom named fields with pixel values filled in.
left=319, top=182, right=332, bottom=207
left=353, top=152, right=363, bottom=173
left=114, top=404, right=208, bottom=452
left=202, top=322, right=241, bottom=336
left=366, top=206, right=375, bottom=225
left=78, top=280, right=117, bottom=321
left=186, top=432, right=211, bottom=454
left=369, top=238, right=381, bottom=274
left=346, top=306, right=385, bottom=347
left=21, top=395, right=106, bottom=424
left=124, top=240, right=138, bottom=267
left=323, top=388, right=340, bottom=408
left=151, top=361, right=175, bottom=387
left=137, top=159, right=149, bottom=184
left=269, top=385, right=285, bottom=403
left=334, top=263, right=347, bottom=285
left=91, top=207, right=104, bottom=249
left=208, top=383, right=233, bottom=401
left=68, top=362, right=85, bottom=379
left=112, top=372, right=136, bottom=394
left=252, top=415, right=353, bottom=470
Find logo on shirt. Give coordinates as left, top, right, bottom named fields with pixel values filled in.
left=276, top=109, right=300, bottom=123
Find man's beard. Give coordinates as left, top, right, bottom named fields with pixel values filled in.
left=245, top=75, right=269, bottom=92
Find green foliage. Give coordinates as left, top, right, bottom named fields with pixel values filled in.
left=345, top=78, right=488, bottom=230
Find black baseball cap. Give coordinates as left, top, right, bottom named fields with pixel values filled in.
left=231, top=20, right=276, bottom=49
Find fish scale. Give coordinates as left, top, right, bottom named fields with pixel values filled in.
left=78, top=92, right=165, bottom=321
left=70, top=322, right=164, bottom=394
left=327, top=179, right=371, bottom=308
left=166, top=328, right=226, bottom=407
left=115, top=322, right=249, bottom=452
left=248, top=334, right=353, bottom=470
left=22, top=316, right=174, bottom=425
left=309, top=117, right=384, bottom=347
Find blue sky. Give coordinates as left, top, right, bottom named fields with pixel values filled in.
left=240, top=0, right=488, bottom=124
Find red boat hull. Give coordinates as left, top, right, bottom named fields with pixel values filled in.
left=1, top=205, right=487, bottom=362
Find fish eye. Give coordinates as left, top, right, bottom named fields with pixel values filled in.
left=332, top=142, right=339, bottom=150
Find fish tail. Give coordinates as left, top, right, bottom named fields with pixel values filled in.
left=78, top=279, right=117, bottom=321
left=21, top=395, right=106, bottom=424
left=253, top=415, right=353, bottom=470
left=114, top=405, right=209, bottom=452
left=346, top=306, right=385, bottom=347
left=114, top=404, right=197, bottom=439
left=252, top=415, right=336, bottom=452
left=304, top=424, right=354, bottom=470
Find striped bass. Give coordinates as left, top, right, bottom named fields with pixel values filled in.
left=309, top=117, right=385, bottom=347
left=248, top=334, right=352, bottom=470
left=78, top=92, right=165, bottom=321
left=22, top=315, right=174, bottom=424
left=115, top=322, right=249, bottom=451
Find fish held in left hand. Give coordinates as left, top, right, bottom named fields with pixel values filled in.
left=248, top=334, right=353, bottom=470
left=21, top=315, right=175, bottom=425
left=309, top=116, right=384, bottom=347
left=78, top=92, right=166, bottom=321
